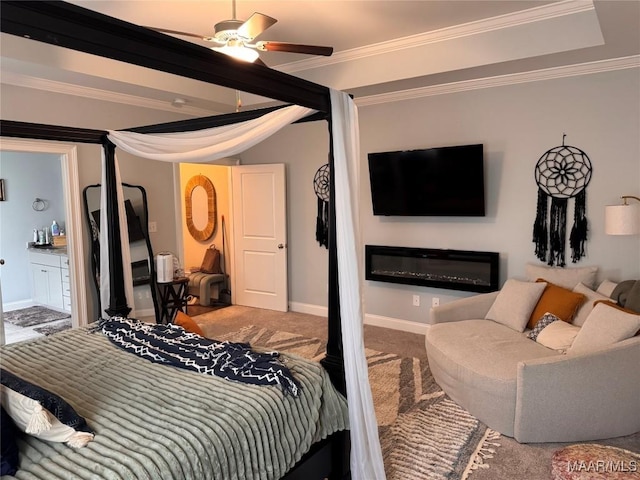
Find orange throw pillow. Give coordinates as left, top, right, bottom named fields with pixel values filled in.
left=174, top=311, right=205, bottom=336
left=528, top=279, right=586, bottom=329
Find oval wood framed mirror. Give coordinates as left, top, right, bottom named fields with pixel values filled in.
left=185, top=174, right=216, bottom=241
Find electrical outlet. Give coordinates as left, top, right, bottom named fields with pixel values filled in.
left=412, top=294, right=420, bottom=307
left=148, top=221, right=157, bottom=233
left=432, top=297, right=440, bottom=307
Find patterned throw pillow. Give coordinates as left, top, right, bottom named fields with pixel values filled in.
left=0, top=406, right=19, bottom=476
left=0, top=369, right=94, bottom=448
left=527, top=312, right=560, bottom=341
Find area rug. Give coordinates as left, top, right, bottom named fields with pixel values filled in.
left=216, top=325, right=501, bottom=480
left=3, top=306, right=70, bottom=328
left=33, top=319, right=72, bottom=336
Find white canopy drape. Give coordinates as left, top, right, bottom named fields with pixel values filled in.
left=103, top=91, right=385, bottom=479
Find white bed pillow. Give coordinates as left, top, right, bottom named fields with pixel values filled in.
left=524, top=263, right=598, bottom=290
left=485, top=279, right=547, bottom=332
left=572, top=282, right=611, bottom=327
left=568, top=302, right=640, bottom=355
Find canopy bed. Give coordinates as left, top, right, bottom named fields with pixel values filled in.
left=1, top=2, right=384, bottom=479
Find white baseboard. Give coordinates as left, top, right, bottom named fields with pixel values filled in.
left=289, top=301, right=429, bottom=335
left=2, top=300, right=35, bottom=312
left=364, top=313, right=430, bottom=335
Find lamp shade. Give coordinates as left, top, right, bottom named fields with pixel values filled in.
left=605, top=204, right=640, bottom=235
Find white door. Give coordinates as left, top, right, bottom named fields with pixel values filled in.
left=231, top=164, right=287, bottom=312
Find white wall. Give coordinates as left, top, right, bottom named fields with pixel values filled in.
left=243, top=68, right=640, bottom=325
left=0, top=151, right=65, bottom=305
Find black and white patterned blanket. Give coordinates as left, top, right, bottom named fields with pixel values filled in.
left=99, top=316, right=301, bottom=396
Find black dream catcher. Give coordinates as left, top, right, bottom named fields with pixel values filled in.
left=313, top=163, right=330, bottom=248
left=532, top=134, right=593, bottom=267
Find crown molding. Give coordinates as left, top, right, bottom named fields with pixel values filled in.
left=355, top=55, right=640, bottom=108
left=0, top=71, right=221, bottom=117
left=277, top=0, right=595, bottom=75
left=3, top=55, right=636, bottom=113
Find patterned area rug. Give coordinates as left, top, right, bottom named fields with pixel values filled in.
left=3, top=306, right=70, bottom=328
left=34, top=319, right=72, bottom=336
left=216, top=325, right=501, bottom=480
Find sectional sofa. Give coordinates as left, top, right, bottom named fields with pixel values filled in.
left=425, top=264, right=640, bottom=443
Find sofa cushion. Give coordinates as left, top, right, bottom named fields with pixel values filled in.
left=572, top=282, right=611, bottom=327
left=525, top=263, right=598, bottom=290
left=425, top=319, right=558, bottom=436
left=568, top=302, right=640, bottom=355
left=527, top=280, right=585, bottom=329
left=596, top=279, right=618, bottom=297
left=535, top=320, right=580, bottom=353
left=485, top=279, right=547, bottom=332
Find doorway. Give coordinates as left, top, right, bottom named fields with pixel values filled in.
left=0, top=139, right=87, bottom=345
left=176, top=163, right=288, bottom=313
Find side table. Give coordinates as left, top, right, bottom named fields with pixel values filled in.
left=156, top=276, right=189, bottom=324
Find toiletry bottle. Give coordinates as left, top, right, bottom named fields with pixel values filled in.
left=51, top=220, right=59, bottom=236
left=33, top=229, right=38, bottom=243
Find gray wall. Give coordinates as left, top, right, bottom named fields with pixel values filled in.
left=242, top=68, right=640, bottom=324
left=1, top=85, right=190, bottom=320
left=2, top=67, right=639, bottom=327
left=0, top=151, right=65, bottom=304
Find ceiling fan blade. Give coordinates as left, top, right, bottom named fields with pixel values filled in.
left=147, top=27, right=212, bottom=42
left=237, top=12, right=277, bottom=41
left=259, top=42, right=333, bottom=56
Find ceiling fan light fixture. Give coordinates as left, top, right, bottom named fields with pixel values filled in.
left=212, top=42, right=259, bottom=63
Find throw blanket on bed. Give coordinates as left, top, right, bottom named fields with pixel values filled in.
left=100, top=316, right=301, bottom=396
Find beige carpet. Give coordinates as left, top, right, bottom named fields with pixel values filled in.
left=193, top=306, right=640, bottom=480
left=214, top=323, right=497, bottom=480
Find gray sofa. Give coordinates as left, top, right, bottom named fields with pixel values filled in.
left=425, top=272, right=640, bottom=443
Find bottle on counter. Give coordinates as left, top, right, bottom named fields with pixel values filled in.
left=33, top=229, right=38, bottom=243
left=51, top=220, right=60, bottom=236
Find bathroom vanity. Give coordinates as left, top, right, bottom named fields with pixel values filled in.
left=28, top=247, right=70, bottom=312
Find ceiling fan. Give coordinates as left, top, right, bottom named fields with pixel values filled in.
left=149, top=0, right=334, bottom=65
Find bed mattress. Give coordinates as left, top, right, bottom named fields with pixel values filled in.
left=1, top=327, right=349, bottom=479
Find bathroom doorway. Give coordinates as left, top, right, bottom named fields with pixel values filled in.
left=0, top=139, right=87, bottom=344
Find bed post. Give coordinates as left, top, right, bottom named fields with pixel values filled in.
left=319, top=118, right=351, bottom=480
left=101, top=139, right=132, bottom=318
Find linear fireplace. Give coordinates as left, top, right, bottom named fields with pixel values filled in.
left=365, top=245, right=499, bottom=293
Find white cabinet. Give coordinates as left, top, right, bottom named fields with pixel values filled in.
left=61, top=257, right=72, bottom=312
left=29, top=251, right=69, bottom=311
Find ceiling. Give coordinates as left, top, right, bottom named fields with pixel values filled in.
left=1, top=0, right=638, bottom=116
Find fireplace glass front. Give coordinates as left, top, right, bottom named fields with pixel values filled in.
left=365, top=245, right=499, bottom=293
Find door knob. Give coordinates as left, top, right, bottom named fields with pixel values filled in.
left=277, top=244, right=285, bottom=249
left=0, top=259, right=4, bottom=265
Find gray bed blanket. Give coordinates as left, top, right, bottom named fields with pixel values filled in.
left=0, top=328, right=349, bottom=480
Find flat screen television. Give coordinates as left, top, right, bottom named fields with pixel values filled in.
left=368, top=143, right=485, bottom=216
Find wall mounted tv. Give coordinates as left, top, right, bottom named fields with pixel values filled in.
left=368, top=143, right=485, bottom=216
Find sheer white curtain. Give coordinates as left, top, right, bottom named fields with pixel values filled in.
left=103, top=92, right=385, bottom=479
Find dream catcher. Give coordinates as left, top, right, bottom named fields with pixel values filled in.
left=532, top=134, right=592, bottom=267
left=313, top=163, right=330, bottom=248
